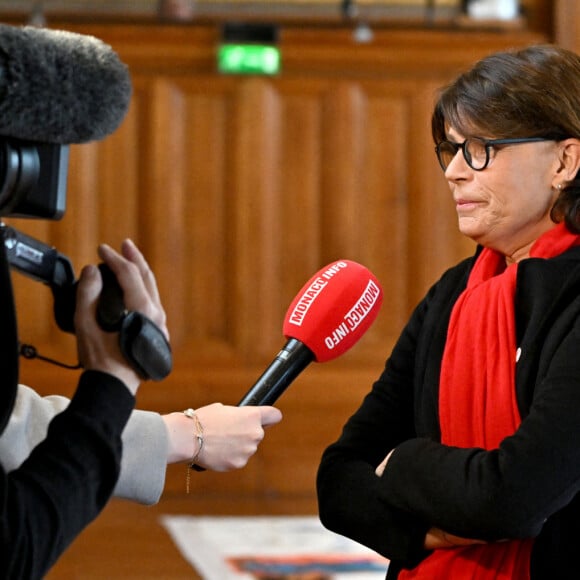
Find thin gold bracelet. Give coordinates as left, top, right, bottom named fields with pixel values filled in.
left=183, top=408, right=204, bottom=493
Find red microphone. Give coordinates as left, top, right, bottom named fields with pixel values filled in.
left=238, top=260, right=383, bottom=406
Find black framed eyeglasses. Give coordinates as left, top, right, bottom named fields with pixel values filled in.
left=435, top=137, right=555, bottom=172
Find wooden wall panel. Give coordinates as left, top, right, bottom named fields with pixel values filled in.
left=9, top=23, right=546, bottom=499
left=554, top=0, right=580, bottom=51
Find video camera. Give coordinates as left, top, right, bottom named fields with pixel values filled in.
left=0, top=136, right=75, bottom=322
left=0, top=137, right=172, bottom=381
left=0, top=134, right=113, bottom=334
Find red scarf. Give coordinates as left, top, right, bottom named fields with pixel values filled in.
left=399, top=223, right=580, bottom=579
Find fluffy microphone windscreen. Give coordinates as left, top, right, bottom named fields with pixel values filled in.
left=283, top=259, right=383, bottom=362
left=0, top=24, right=132, bottom=144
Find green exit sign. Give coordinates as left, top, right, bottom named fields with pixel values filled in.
left=218, top=44, right=281, bottom=75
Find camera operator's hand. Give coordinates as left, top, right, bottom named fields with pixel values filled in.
left=74, top=239, right=169, bottom=395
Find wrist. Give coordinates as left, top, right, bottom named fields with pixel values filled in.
left=182, top=408, right=205, bottom=492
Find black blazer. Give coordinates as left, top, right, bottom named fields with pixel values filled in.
left=317, top=245, right=580, bottom=579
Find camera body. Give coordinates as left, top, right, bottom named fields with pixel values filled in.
left=0, top=136, right=172, bottom=380
left=0, top=137, right=69, bottom=220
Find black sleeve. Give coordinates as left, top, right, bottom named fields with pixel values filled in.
left=317, top=288, right=435, bottom=568
left=0, top=370, right=135, bottom=580
left=379, top=313, right=580, bottom=542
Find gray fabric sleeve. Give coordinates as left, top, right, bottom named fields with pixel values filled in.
left=114, top=405, right=168, bottom=504
left=0, top=384, right=168, bottom=505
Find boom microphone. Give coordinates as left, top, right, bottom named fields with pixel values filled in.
left=238, top=260, right=383, bottom=406
left=0, top=24, right=132, bottom=144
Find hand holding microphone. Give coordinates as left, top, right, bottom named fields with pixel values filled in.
left=238, top=259, right=383, bottom=406
left=190, top=260, right=381, bottom=472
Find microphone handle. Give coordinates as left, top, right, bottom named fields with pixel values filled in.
left=237, top=338, right=314, bottom=406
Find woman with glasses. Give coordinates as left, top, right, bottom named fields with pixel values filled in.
left=317, top=44, right=580, bottom=579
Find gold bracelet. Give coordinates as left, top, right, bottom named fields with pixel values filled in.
left=183, top=408, right=204, bottom=493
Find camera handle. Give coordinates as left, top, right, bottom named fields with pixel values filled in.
left=0, top=223, right=172, bottom=381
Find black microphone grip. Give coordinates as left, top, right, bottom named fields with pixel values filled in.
left=237, top=338, right=314, bottom=406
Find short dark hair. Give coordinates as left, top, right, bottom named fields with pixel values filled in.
left=431, top=44, right=580, bottom=232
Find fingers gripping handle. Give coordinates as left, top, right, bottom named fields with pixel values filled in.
left=53, top=263, right=172, bottom=381
left=1, top=225, right=172, bottom=381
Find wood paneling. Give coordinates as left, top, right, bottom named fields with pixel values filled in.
left=9, top=23, right=546, bottom=501
left=554, top=0, right=580, bottom=51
